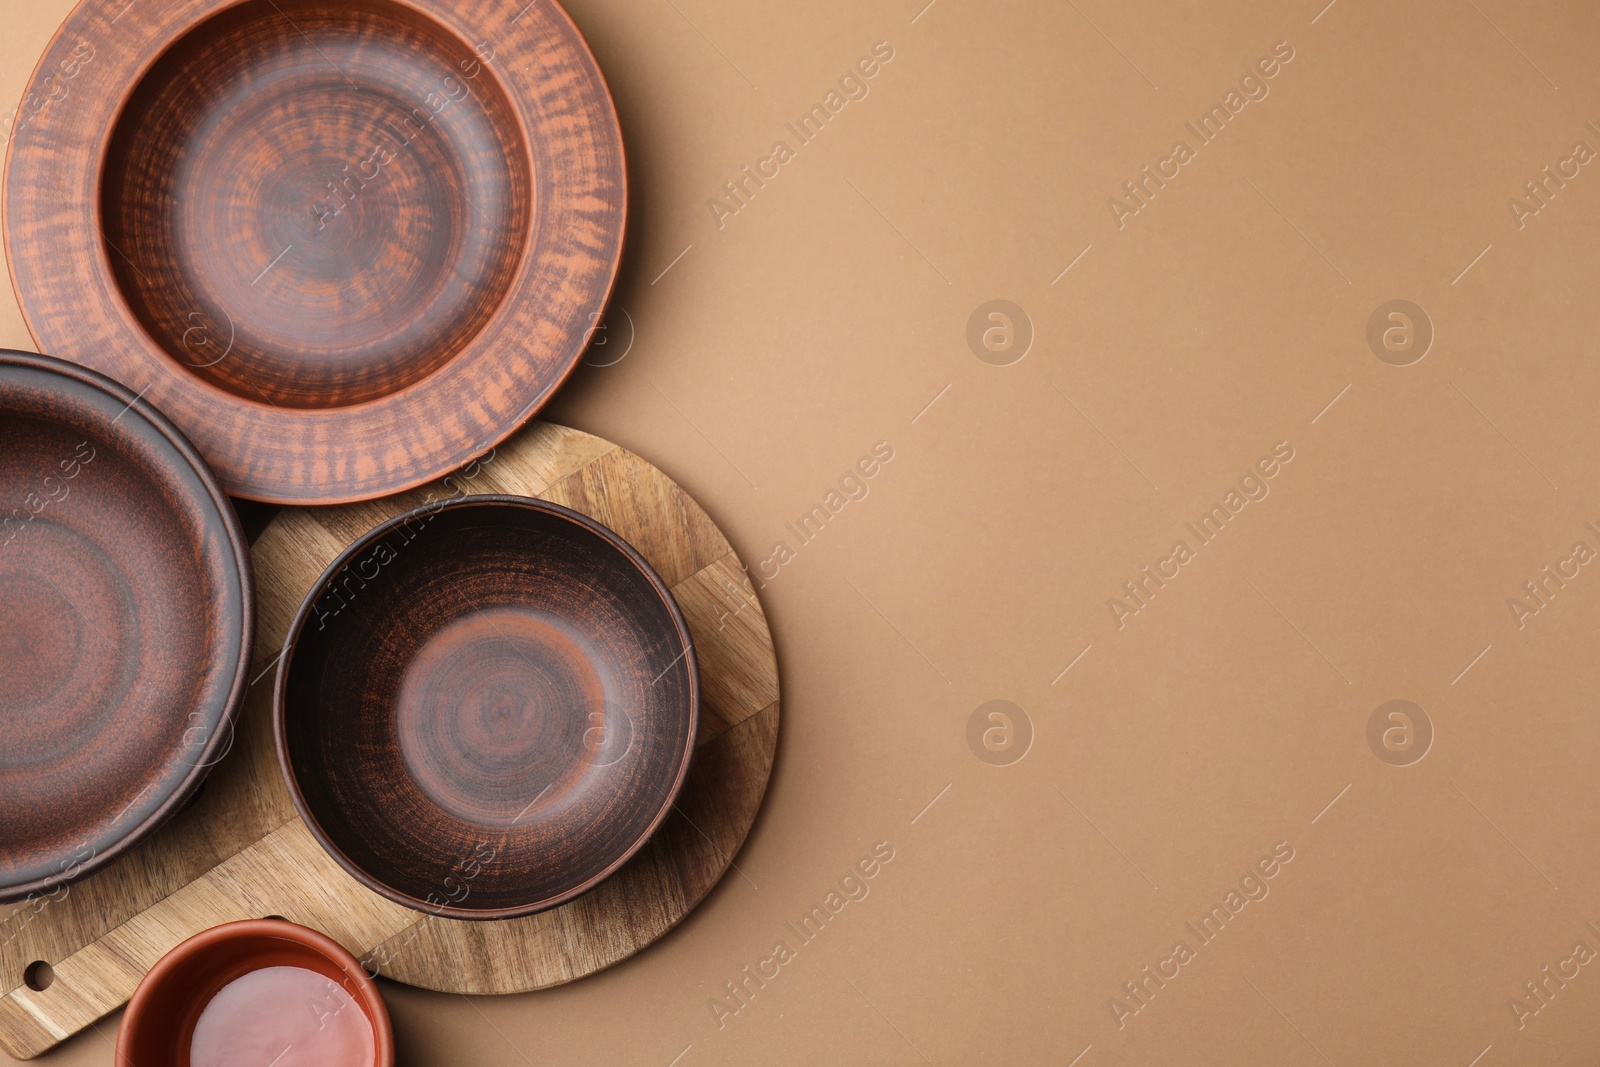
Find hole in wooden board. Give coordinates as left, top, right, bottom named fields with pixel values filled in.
left=23, top=961, right=53, bottom=992
left=264, top=915, right=288, bottom=922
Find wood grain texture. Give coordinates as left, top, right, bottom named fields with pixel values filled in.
left=2, top=0, right=626, bottom=504
left=0, top=424, right=778, bottom=1059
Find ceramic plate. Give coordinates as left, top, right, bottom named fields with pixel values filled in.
left=3, top=0, right=625, bottom=503
left=0, top=350, right=252, bottom=901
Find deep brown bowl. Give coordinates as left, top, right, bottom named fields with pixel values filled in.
left=4, top=0, right=625, bottom=503
left=0, top=350, right=252, bottom=902
left=275, top=497, right=698, bottom=919
left=118, top=919, right=394, bottom=1067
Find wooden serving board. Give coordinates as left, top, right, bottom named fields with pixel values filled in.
left=0, top=423, right=780, bottom=1060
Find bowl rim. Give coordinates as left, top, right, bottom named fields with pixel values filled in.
left=0, top=348, right=255, bottom=904
left=1, top=0, right=628, bottom=505
left=273, top=493, right=701, bottom=920
left=117, top=917, right=395, bottom=1066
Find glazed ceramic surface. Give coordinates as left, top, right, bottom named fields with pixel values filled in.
left=0, top=350, right=252, bottom=902
left=277, top=496, right=699, bottom=919
left=117, top=919, right=393, bottom=1067
left=4, top=0, right=625, bottom=503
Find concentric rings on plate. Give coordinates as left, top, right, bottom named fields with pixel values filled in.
left=0, top=350, right=252, bottom=902
left=3, top=0, right=626, bottom=503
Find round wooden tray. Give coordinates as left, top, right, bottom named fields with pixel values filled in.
left=0, top=424, right=779, bottom=1060
left=2, top=0, right=625, bottom=504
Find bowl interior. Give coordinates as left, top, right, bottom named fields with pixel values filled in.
left=279, top=498, right=697, bottom=916
left=0, top=356, right=248, bottom=899
left=119, top=920, right=389, bottom=1066
left=99, top=0, right=533, bottom=409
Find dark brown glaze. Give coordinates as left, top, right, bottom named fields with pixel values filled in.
left=118, top=918, right=393, bottom=1067
left=275, top=497, right=698, bottom=919
left=4, top=0, right=625, bottom=502
left=0, top=350, right=252, bottom=903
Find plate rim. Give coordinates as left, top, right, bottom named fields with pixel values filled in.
left=2, top=0, right=629, bottom=505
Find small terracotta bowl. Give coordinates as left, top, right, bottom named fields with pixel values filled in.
left=118, top=919, right=393, bottom=1067
left=275, top=496, right=699, bottom=919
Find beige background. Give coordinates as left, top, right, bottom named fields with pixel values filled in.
left=8, top=0, right=1600, bottom=1063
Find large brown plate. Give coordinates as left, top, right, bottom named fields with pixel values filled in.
left=2, top=0, right=625, bottom=504
left=0, top=349, right=253, bottom=903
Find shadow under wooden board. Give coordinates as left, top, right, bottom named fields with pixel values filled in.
left=0, top=423, right=780, bottom=1060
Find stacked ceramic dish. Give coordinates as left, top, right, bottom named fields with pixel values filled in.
left=0, top=0, right=727, bottom=1060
